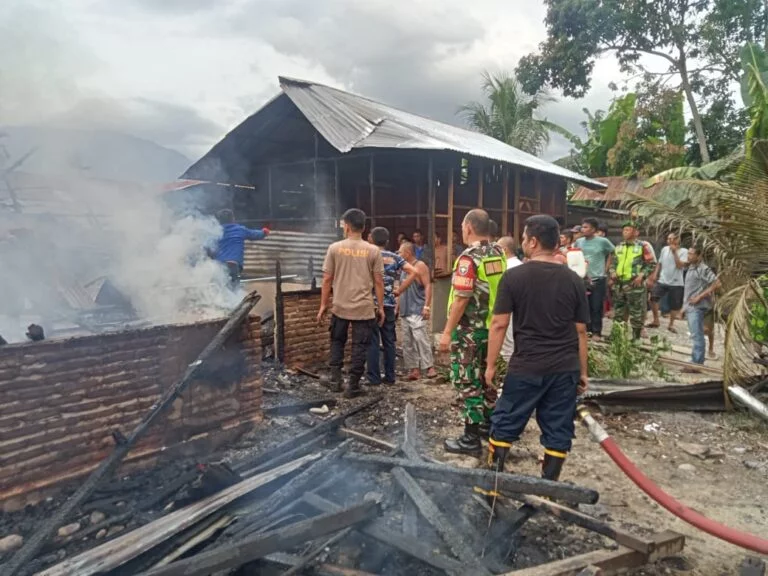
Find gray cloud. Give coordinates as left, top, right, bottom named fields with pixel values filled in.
left=48, top=97, right=224, bottom=159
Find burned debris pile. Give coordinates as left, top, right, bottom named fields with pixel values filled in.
left=12, top=396, right=685, bottom=576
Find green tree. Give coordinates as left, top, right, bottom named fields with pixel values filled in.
left=518, top=0, right=768, bottom=165
left=558, top=86, right=686, bottom=178
left=459, top=71, right=571, bottom=156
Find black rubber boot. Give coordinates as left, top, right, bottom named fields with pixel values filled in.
left=541, top=451, right=566, bottom=481
left=328, top=367, right=343, bottom=393
left=478, top=421, right=491, bottom=440
left=343, top=375, right=365, bottom=398
left=488, top=443, right=509, bottom=472
left=444, top=424, right=482, bottom=456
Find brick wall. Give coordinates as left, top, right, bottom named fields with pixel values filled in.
left=280, top=289, right=352, bottom=368
left=0, top=315, right=262, bottom=508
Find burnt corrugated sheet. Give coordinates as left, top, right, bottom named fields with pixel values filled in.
left=242, top=230, right=336, bottom=279
left=279, top=76, right=606, bottom=190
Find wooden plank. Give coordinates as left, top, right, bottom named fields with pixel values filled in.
left=517, top=495, right=654, bottom=554
left=498, top=531, right=684, bottom=576
left=303, top=492, right=468, bottom=575
left=478, top=160, right=484, bottom=207
left=502, top=166, right=509, bottom=235
left=392, top=467, right=492, bottom=576
left=38, top=455, right=320, bottom=576
left=334, top=160, right=341, bottom=238
left=140, top=499, right=381, bottom=576
left=344, top=454, right=599, bottom=504
left=427, top=155, right=435, bottom=283
left=513, top=169, right=521, bottom=241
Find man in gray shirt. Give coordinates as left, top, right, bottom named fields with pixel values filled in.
left=684, top=246, right=720, bottom=365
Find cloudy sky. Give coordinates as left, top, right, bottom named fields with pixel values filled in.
left=0, top=0, right=626, bottom=162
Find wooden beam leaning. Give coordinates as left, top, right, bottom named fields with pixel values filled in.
left=392, top=468, right=493, bottom=576
left=303, top=492, right=468, bottom=575
left=498, top=531, right=685, bottom=576
left=139, top=499, right=382, bottom=576
left=344, top=454, right=599, bottom=504
left=516, top=495, right=655, bottom=555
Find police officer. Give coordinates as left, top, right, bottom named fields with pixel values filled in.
left=438, top=209, right=506, bottom=456
left=610, top=222, right=655, bottom=340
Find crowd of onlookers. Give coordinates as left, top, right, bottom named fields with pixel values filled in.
left=320, top=209, right=719, bottom=399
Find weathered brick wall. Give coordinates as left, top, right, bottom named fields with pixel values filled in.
left=281, top=289, right=351, bottom=368
left=0, top=315, right=262, bottom=507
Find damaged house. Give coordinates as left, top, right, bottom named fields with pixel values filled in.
left=176, top=76, right=605, bottom=337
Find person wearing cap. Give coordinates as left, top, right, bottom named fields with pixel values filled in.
left=610, top=222, right=655, bottom=340
left=212, top=209, right=270, bottom=288
left=571, top=225, right=583, bottom=243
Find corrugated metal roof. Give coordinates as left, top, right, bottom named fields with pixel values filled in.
left=242, top=230, right=336, bottom=279
left=571, top=176, right=669, bottom=202
left=279, top=77, right=606, bottom=190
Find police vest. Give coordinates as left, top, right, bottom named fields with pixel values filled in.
left=615, top=243, right=644, bottom=282
left=447, top=249, right=506, bottom=329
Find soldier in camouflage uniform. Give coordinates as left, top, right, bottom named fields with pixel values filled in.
left=610, top=222, right=655, bottom=340
left=438, top=209, right=506, bottom=456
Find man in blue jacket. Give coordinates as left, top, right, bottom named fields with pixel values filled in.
left=213, top=209, right=270, bottom=288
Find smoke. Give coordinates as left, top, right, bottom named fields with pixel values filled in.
left=0, top=175, right=244, bottom=343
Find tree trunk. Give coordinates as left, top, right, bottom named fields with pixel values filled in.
left=679, top=54, right=710, bottom=164
left=764, top=0, right=768, bottom=51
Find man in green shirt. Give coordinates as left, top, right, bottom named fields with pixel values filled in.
left=574, top=217, right=615, bottom=340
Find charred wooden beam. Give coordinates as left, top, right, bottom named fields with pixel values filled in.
left=239, top=433, right=329, bottom=478
left=401, top=403, right=420, bottom=538
left=6, top=291, right=263, bottom=576
left=281, top=527, right=354, bottom=576
left=303, top=492, right=468, bottom=575
left=344, top=454, right=600, bottom=504
left=498, top=531, right=685, bottom=576
left=38, top=455, right=316, bottom=576
left=516, top=495, right=655, bottom=555
left=226, top=442, right=351, bottom=540
left=391, top=468, right=492, bottom=576
left=140, top=498, right=381, bottom=576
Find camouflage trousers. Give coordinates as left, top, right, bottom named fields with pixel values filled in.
left=612, top=283, right=647, bottom=338
left=450, top=326, right=497, bottom=425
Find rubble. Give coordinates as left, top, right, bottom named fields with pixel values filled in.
left=0, top=534, right=23, bottom=554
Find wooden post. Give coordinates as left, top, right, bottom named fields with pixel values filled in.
left=334, top=160, right=341, bottom=239
left=369, top=155, right=376, bottom=227
left=535, top=171, right=542, bottom=212
left=447, top=166, right=455, bottom=264
left=427, top=156, right=435, bottom=274
left=501, top=165, right=509, bottom=236
left=513, top=169, right=521, bottom=241
left=477, top=160, right=484, bottom=207
left=275, top=260, right=285, bottom=365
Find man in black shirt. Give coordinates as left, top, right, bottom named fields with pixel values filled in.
left=485, top=215, right=589, bottom=482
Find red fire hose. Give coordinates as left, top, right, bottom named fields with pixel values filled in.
left=577, top=406, right=768, bottom=555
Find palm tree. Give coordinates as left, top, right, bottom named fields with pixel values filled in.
left=626, top=44, right=768, bottom=388
left=459, top=71, right=573, bottom=156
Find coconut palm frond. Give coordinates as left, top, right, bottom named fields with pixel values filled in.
left=628, top=139, right=768, bottom=385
